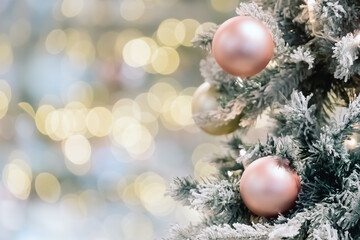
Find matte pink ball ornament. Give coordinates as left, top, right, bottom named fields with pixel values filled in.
left=212, top=16, right=275, bottom=78
left=239, top=156, right=301, bottom=218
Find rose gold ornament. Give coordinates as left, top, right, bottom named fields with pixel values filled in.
left=192, top=82, right=240, bottom=135
left=239, top=156, right=301, bottom=218
left=212, top=16, right=275, bottom=78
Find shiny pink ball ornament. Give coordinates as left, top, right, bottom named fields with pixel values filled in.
left=239, top=156, right=301, bottom=218
left=212, top=16, right=275, bottom=78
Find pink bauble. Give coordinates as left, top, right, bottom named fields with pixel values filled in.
left=212, top=16, right=274, bottom=78
left=239, top=156, right=301, bottom=218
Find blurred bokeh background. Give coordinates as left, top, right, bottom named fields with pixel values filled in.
left=0, top=0, right=255, bottom=239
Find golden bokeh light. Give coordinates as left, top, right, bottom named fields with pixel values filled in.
left=60, top=194, right=87, bottom=219
left=170, top=95, right=194, bottom=127
left=112, top=98, right=142, bottom=120
left=178, top=19, right=200, bottom=46
left=65, top=101, right=88, bottom=135
left=2, top=159, right=32, bottom=200
left=119, top=181, right=141, bottom=207
left=115, top=29, right=143, bottom=57
left=64, top=156, right=92, bottom=175
left=45, top=29, right=67, bottom=54
left=120, top=0, right=146, bottom=22
left=151, top=47, right=180, bottom=74
left=210, top=0, right=239, bottom=12
left=194, top=161, right=217, bottom=180
left=192, top=143, right=220, bottom=164
left=148, top=82, right=178, bottom=110
left=112, top=117, right=152, bottom=150
left=63, top=135, right=92, bottom=165
left=35, top=173, right=61, bottom=203
left=0, top=37, right=13, bottom=74
left=86, top=107, right=113, bottom=137
left=345, top=136, right=357, bottom=150
left=157, top=19, right=185, bottom=47
left=0, top=91, right=9, bottom=119
left=35, top=105, right=56, bottom=135
left=123, top=38, right=151, bottom=67
left=66, top=40, right=95, bottom=68
left=18, top=102, right=36, bottom=118
left=135, top=172, right=175, bottom=216
left=138, top=112, right=159, bottom=137
left=61, top=0, right=84, bottom=18
left=134, top=93, right=161, bottom=118
left=0, top=79, right=12, bottom=100
left=45, top=109, right=74, bottom=141
left=160, top=95, right=182, bottom=131
left=67, top=81, right=94, bottom=107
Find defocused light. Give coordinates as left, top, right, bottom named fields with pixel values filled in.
left=2, top=159, right=32, bottom=200
left=148, top=82, right=178, bottom=111
left=115, top=29, right=143, bottom=57
left=65, top=101, right=88, bottom=135
left=120, top=0, right=145, bottom=22
left=0, top=80, right=11, bottom=100
left=60, top=194, right=87, bottom=219
left=35, top=173, right=61, bottom=203
left=157, top=19, right=185, bottom=47
left=191, top=143, right=219, bottom=165
left=112, top=117, right=153, bottom=154
left=66, top=40, right=95, bottom=68
left=151, top=47, right=180, bottom=74
left=179, top=19, right=200, bottom=46
left=135, top=172, right=175, bottom=216
left=345, top=136, right=357, bottom=150
left=134, top=93, right=161, bottom=118
left=112, top=98, right=142, bottom=120
left=67, top=81, right=94, bottom=107
left=0, top=37, right=13, bottom=74
left=160, top=95, right=182, bottom=131
left=170, top=95, right=194, bottom=126
left=61, top=0, right=84, bottom=18
left=64, top=156, right=91, bottom=175
left=123, top=38, right=151, bottom=67
left=63, top=135, right=91, bottom=165
left=210, top=0, right=238, bottom=12
left=119, top=182, right=141, bottom=207
left=195, top=22, right=217, bottom=36
left=0, top=91, right=9, bottom=119
left=45, top=109, right=74, bottom=140
left=194, top=161, right=217, bottom=179
left=18, top=102, right=36, bottom=118
left=46, top=29, right=67, bottom=54
left=121, top=213, right=154, bottom=240
left=35, top=104, right=56, bottom=135
left=86, top=107, right=113, bottom=137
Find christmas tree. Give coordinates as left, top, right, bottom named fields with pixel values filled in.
left=166, top=1, right=360, bottom=239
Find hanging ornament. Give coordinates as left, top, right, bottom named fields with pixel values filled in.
left=192, top=82, right=240, bottom=135
left=239, top=156, right=301, bottom=218
left=212, top=16, right=275, bottom=78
